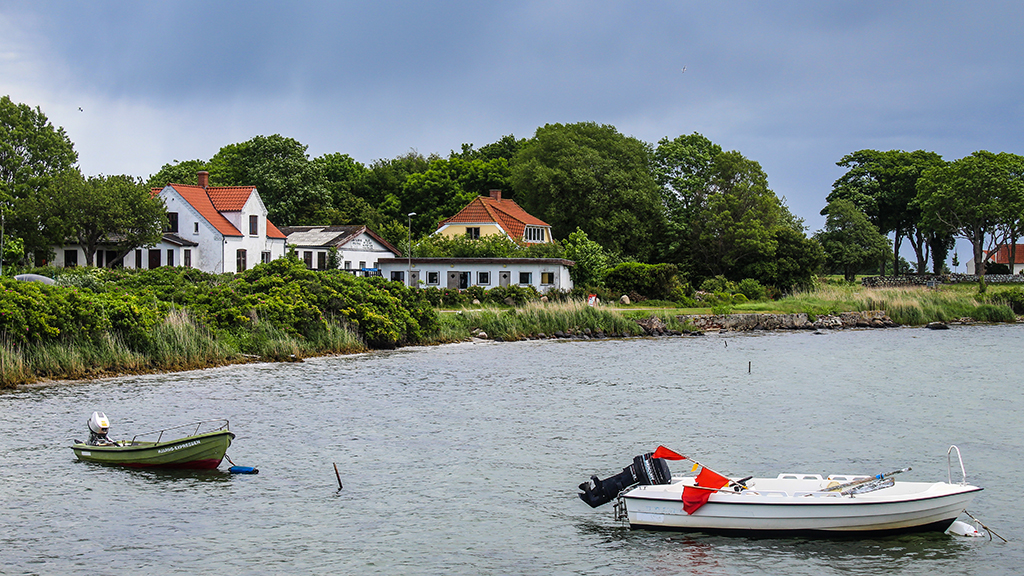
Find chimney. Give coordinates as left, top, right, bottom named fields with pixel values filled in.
left=489, top=189, right=502, bottom=201
left=197, top=171, right=209, bottom=189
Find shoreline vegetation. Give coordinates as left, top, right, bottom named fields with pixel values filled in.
left=2, top=265, right=1022, bottom=389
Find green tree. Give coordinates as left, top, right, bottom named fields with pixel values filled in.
left=0, top=96, right=79, bottom=265
left=829, top=149, right=945, bottom=274
left=353, top=151, right=431, bottom=218
left=453, top=134, right=527, bottom=163
left=207, top=134, right=330, bottom=226
left=310, top=152, right=380, bottom=227
left=653, top=132, right=722, bottom=226
left=917, top=151, right=1024, bottom=284
left=145, top=159, right=210, bottom=190
left=511, top=122, right=665, bottom=261
left=48, top=172, right=167, bottom=266
left=562, top=227, right=611, bottom=288
left=815, top=199, right=892, bottom=282
left=653, top=133, right=820, bottom=289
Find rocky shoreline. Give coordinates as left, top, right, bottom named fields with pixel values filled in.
left=677, top=310, right=898, bottom=332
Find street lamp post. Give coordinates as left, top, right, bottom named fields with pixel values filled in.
left=407, top=212, right=416, bottom=287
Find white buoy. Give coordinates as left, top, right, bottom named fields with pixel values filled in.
left=947, top=520, right=986, bottom=538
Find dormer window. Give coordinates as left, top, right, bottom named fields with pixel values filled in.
left=466, top=227, right=481, bottom=240
left=524, top=226, right=545, bottom=243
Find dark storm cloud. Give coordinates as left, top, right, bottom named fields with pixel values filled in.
left=4, top=0, right=1024, bottom=232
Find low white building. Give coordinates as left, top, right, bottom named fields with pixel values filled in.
left=279, top=225, right=400, bottom=274
left=377, top=257, right=574, bottom=293
left=52, top=171, right=288, bottom=273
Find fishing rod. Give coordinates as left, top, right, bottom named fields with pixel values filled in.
left=821, top=467, right=911, bottom=493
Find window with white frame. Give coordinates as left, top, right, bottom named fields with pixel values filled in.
left=519, top=272, right=532, bottom=284
left=523, top=226, right=545, bottom=242
left=540, top=272, right=554, bottom=285
left=478, top=271, right=490, bottom=285
left=466, top=227, right=481, bottom=239
left=427, top=271, right=439, bottom=285
left=391, top=271, right=405, bottom=282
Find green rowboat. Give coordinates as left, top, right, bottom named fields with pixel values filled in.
left=71, top=419, right=234, bottom=470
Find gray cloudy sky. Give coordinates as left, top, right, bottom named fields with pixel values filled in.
left=2, top=1, right=1022, bottom=238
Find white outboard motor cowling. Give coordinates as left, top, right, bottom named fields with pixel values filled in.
left=89, top=412, right=110, bottom=435
left=87, top=412, right=112, bottom=445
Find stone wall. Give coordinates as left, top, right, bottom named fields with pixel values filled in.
left=861, top=274, right=1024, bottom=287
left=678, top=310, right=896, bottom=331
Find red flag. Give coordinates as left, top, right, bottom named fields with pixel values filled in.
left=652, top=446, right=686, bottom=460
left=681, top=467, right=729, bottom=514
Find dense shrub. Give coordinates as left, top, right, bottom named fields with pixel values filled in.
left=0, top=279, right=163, bottom=344
left=699, top=275, right=737, bottom=294
left=736, top=278, right=768, bottom=301
left=983, top=263, right=1011, bottom=275
left=994, top=287, right=1024, bottom=314
left=604, top=262, right=680, bottom=300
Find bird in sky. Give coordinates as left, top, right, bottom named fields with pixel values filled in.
left=681, top=66, right=686, bottom=73
left=78, top=107, right=83, bottom=111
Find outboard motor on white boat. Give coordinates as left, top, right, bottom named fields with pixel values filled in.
left=87, top=411, right=113, bottom=446
left=579, top=453, right=672, bottom=508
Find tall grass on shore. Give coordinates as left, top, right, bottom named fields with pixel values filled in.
left=143, top=308, right=234, bottom=368
left=433, top=300, right=696, bottom=342
left=0, top=309, right=368, bottom=388
left=750, top=284, right=1017, bottom=325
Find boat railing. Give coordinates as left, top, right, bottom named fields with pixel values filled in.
left=127, top=419, right=230, bottom=445
left=947, top=445, right=968, bottom=485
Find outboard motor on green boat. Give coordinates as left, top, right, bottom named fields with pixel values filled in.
left=87, top=412, right=116, bottom=446
left=578, top=453, right=672, bottom=508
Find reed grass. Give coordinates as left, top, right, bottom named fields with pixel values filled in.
left=744, top=284, right=1018, bottom=325
left=143, top=308, right=234, bottom=368
left=429, top=300, right=698, bottom=342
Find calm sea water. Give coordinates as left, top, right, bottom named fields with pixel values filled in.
left=2, top=325, right=1022, bottom=575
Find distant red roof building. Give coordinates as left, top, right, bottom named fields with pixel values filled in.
left=436, top=190, right=553, bottom=243
left=986, top=244, right=1024, bottom=265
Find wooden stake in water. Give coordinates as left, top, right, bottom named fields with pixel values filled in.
left=333, top=462, right=343, bottom=491
left=748, top=361, right=751, bottom=373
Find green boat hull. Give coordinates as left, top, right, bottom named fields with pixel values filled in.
left=71, top=430, right=235, bottom=469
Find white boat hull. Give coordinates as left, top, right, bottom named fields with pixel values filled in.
left=622, top=474, right=982, bottom=535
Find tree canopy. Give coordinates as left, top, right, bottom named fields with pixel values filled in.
left=511, top=122, right=666, bottom=262
left=653, top=135, right=820, bottom=289
left=815, top=199, right=892, bottom=282
left=48, top=172, right=167, bottom=265
left=916, top=150, right=1024, bottom=279
left=829, top=149, right=945, bottom=273
left=1, top=95, right=79, bottom=261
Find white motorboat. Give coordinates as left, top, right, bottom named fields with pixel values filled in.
left=579, top=446, right=982, bottom=536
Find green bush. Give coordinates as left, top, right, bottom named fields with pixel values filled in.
left=736, top=278, right=768, bottom=301
left=699, top=275, right=737, bottom=294
left=995, top=287, right=1024, bottom=314
left=604, top=262, right=681, bottom=300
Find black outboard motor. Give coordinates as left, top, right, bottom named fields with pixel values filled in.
left=578, top=452, right=672, bottom=508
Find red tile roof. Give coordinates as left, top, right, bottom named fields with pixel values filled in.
left=207, top=186, right=257, bottom=212
left=154, top=184, right=285, bottom=239
left=438, top=193, right=550, bottom=241
left=987, top=244, right=1024, bottom=265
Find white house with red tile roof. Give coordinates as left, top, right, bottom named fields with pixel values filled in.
left=435, top=190, right=553, bottom=244
left=966, top=243, right=1024, bottom=275
left=53, top=171, right=287, bottom=273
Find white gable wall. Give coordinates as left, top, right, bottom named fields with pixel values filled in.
left=161, top=188, right=224, bottom=272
